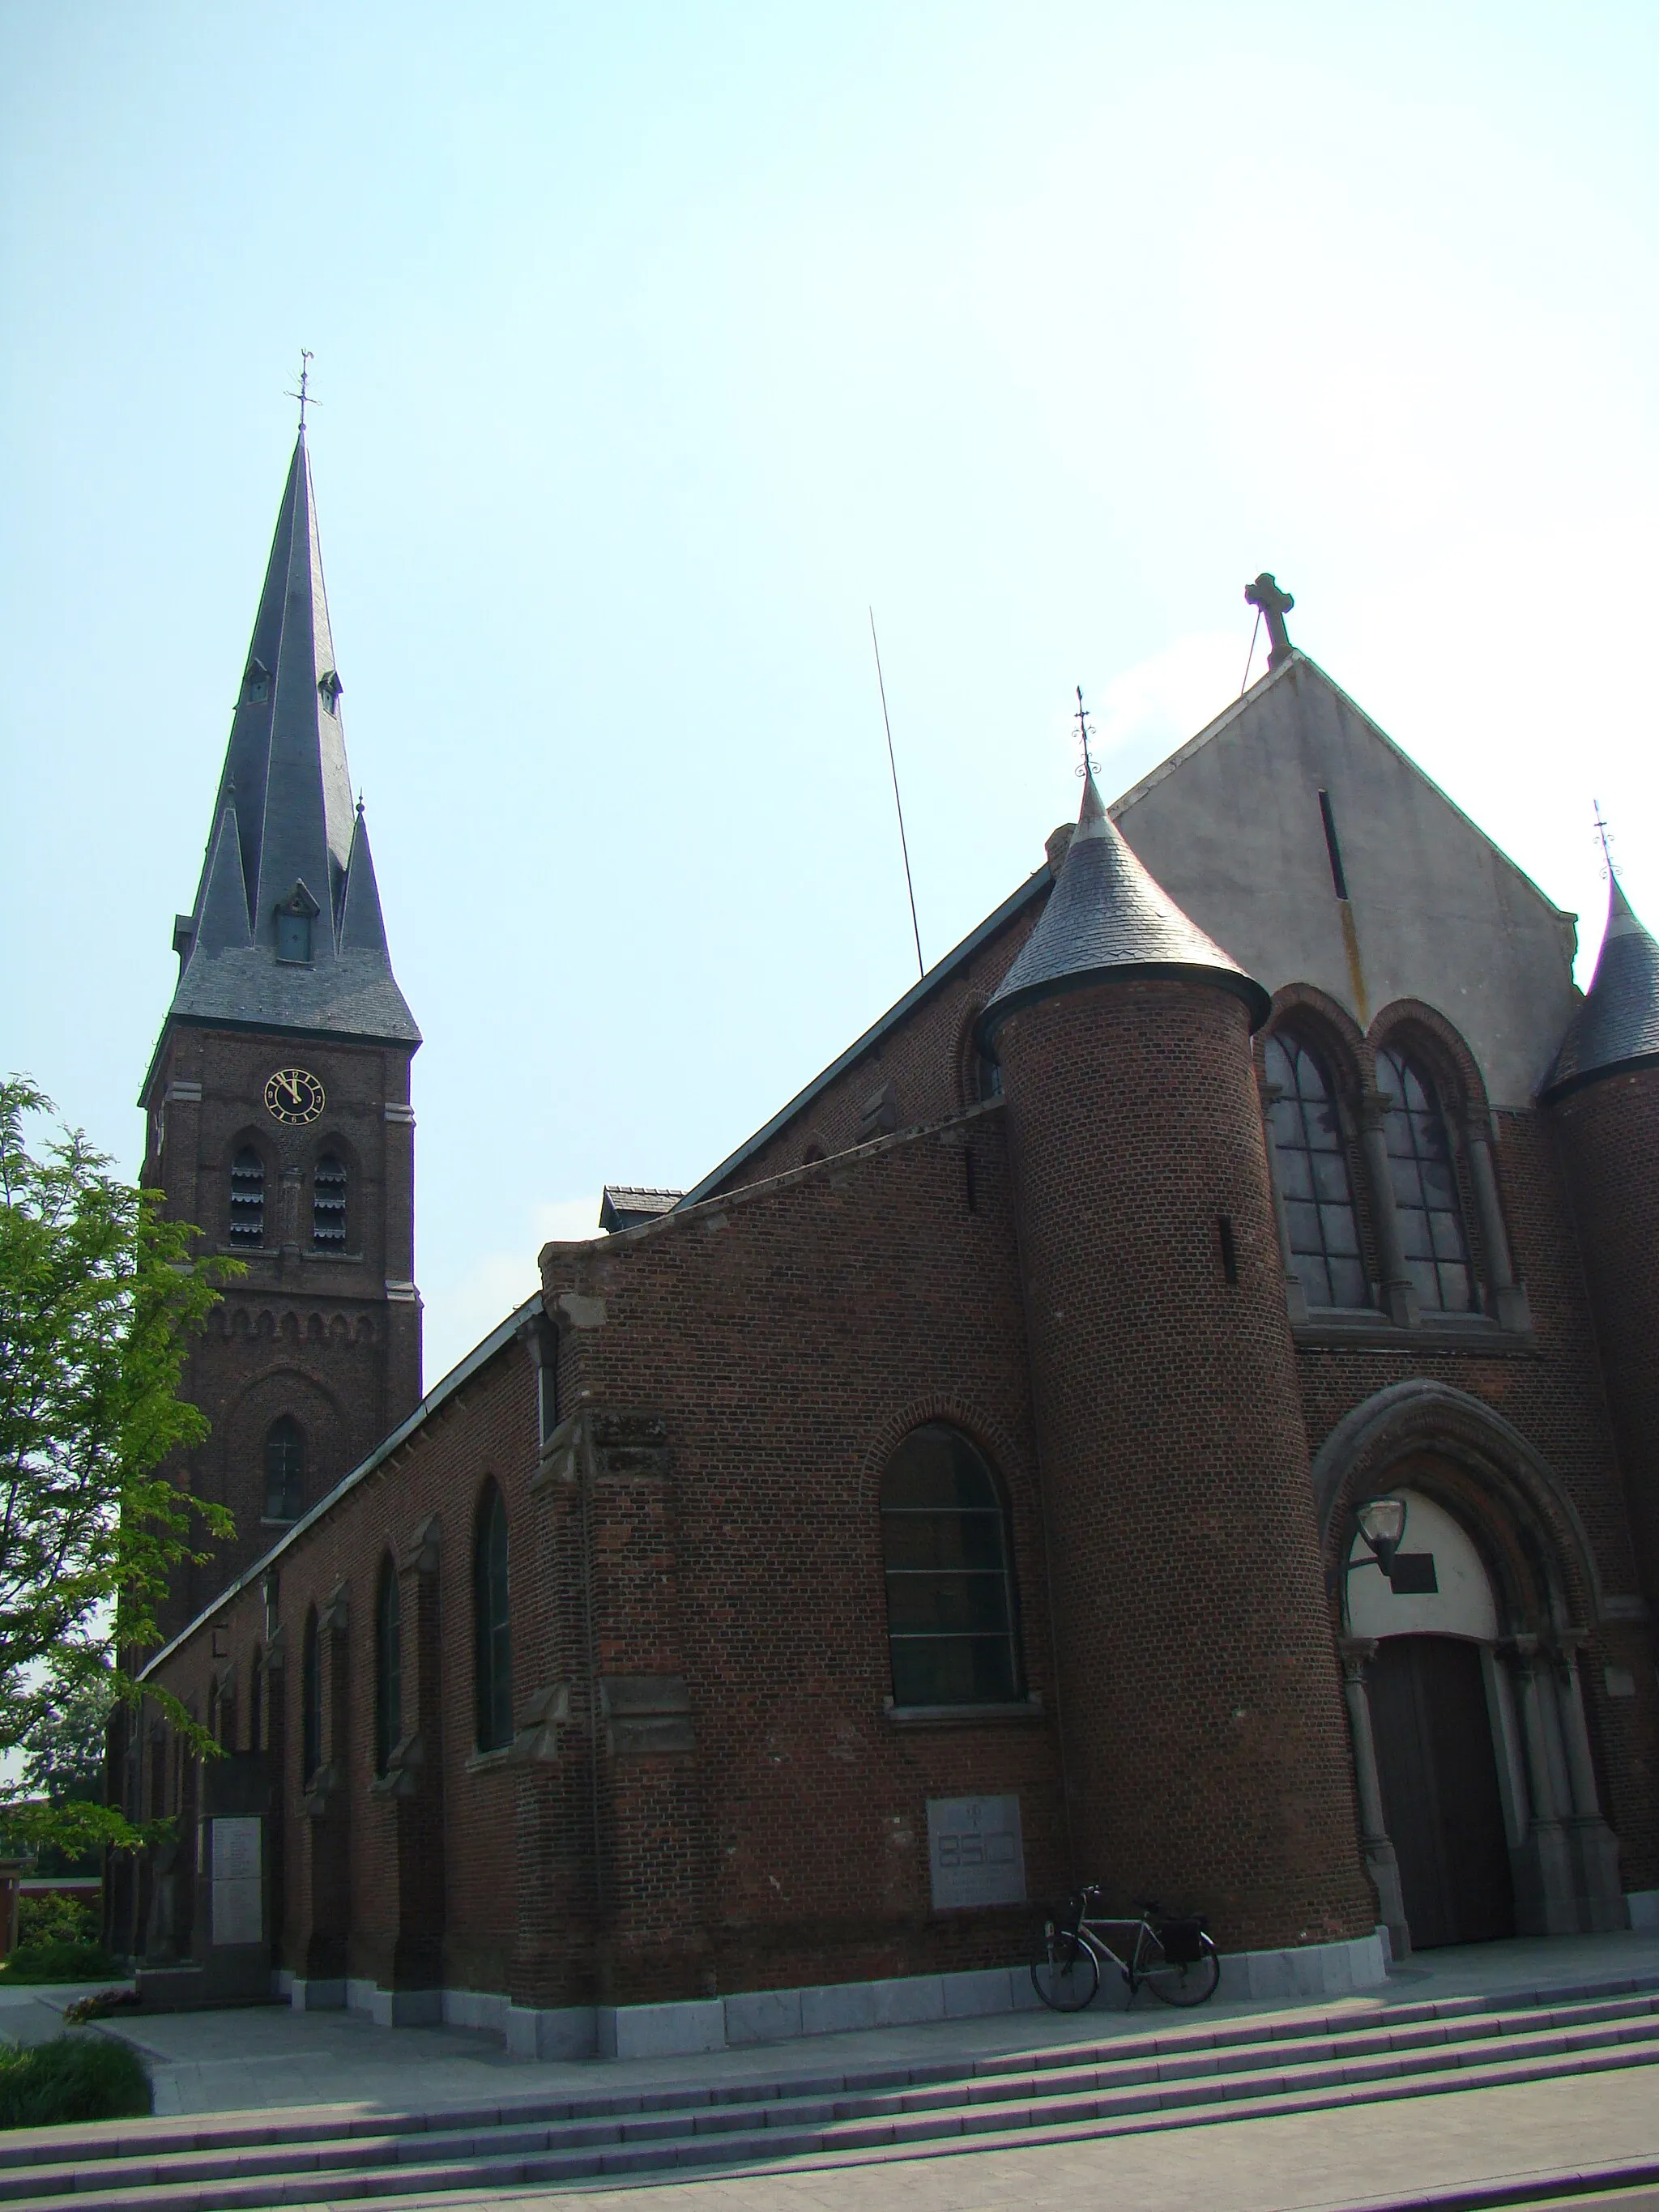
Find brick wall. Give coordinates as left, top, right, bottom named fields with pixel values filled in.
left=140, top=1021, right=420, bottom=1638
left=995, top=975, right=1376, bottom=1952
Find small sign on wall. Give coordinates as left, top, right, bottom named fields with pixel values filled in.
left=211, top=1816, right=262, bottom=1947
left=927, top=1794, right=1026, bottom=1910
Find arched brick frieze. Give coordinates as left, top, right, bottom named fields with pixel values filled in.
left=1311, top=1379, right=1605, bottom=1634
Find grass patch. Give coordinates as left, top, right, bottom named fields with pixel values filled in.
left=0, top=2036, right=151, bottom=2129
left=0, top=1943, right=122, bottom=1986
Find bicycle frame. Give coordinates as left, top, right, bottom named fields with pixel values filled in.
left=1066, top=1906, right=1164, bottom=1992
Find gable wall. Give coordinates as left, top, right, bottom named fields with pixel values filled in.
left=1115, top=661, right=1580, bottom=1108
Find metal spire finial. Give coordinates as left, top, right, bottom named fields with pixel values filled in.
left=285, top=349, right=318, bottom=428
left=1073, top=685, right=1098, bottom=781
left=1593, top=799, right=1619, bottom=880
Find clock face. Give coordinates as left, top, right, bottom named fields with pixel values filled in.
left=265, top=1068, right=326, bottom=1125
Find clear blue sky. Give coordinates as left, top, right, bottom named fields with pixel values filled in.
left=4, top=2, right=1655, bottom=1381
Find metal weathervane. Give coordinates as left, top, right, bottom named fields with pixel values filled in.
left=1074, top=685, right=1098, bottom=781
left=1593, top=799, right=1619, bottom=881
left=286, top=350, right=318, bottom=428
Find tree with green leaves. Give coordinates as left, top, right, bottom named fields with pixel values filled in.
left=0, top=1076, right=237, bottom=1856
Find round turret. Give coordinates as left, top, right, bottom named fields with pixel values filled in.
left=1544, top=877, right=1659, bottom=1634
left=980, top=773, right=1374, bottom=1954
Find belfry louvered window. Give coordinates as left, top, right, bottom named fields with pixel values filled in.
left=313, top=1153, right=347, bottom=1251
left=1264, top=1034, right=1367, bottom=1309
left=881, top=1425, right=1021, bottom=1707
left=1378, top=1046, right=1473, bottom=1312
left=228, top=1148, right=265, bottom=1247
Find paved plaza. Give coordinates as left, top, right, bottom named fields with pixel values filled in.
left=2, top=1931, right=1657, bottom=2209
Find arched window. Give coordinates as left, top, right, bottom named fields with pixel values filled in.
left=1264, top=1033, right=1367, bottom=1310
left=301, top=1607, right=322, bottom=1785
left=374, top=1557, right=402, bottom=1774
left=1377, top=1046, right=1473, bottom=1312
left=881, top=1424, right=1020, bottom=1707
left=312, top=1153, right=348, bottom=1251
left=228, top=1147, right=265, bottom=1247
left=472, top=1482, right=513, bottom=1752
left=265, top=1417, right=305, bottom=1521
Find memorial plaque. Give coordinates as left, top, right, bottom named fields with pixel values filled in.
left=211, top=1815, right=263, bottom=1946
left=926, top=1794, right=1025, bottom=1910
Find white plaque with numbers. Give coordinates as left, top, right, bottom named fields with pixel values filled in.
left=927, top=1794, right=1026, bottom=1910
left=211, top=1816, right=263, bottom=1946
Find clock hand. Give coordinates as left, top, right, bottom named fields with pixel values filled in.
left=284, top=1075, right=302, bottom=1106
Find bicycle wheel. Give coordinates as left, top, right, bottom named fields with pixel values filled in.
left=1030, top=1920, right=1101, bottom=2011
left=1137, top=1928, right=1220, bottom=2007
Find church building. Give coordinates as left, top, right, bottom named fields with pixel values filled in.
left=112, top=432, right=1659, bottom=2059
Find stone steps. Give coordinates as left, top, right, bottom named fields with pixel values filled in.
left=4, top=1975, right=1657, bottom=2210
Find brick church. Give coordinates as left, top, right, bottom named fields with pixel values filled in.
left=111, top=428, right=1659, bottom=2057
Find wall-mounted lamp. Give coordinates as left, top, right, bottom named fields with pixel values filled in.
left=1350, top=1496, right=1408, bottom=1575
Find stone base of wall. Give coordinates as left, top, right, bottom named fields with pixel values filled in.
left=1627, top=1888, right=1659, bottom=1931
left=493, top=1929, right=1390, bottom=2062
left=274, top=1929, right=1389, bottom=2060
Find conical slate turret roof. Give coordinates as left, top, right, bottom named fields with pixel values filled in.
left=159, top=431, right=420, bottom=1054
left=979, top=767, right=1269, bottom=1048
left=1542, top=875, right=1659, bottom=1099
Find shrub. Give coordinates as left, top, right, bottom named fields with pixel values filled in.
left=0, top=2035, right=151, bottom=2129
left=15, top=1896, right=97, bottom=1949
left=0, top=1942, right=120, bottom=1986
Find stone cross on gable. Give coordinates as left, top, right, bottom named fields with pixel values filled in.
left=1245, top=572, right=1295, bottom=668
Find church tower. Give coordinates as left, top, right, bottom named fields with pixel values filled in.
left=141, top=428, right=422, bottom=1639
left=979, top=762, right=1375, bottom=1950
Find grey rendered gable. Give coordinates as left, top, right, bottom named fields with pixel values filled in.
left=1111, top=654, right=1579, bottom=1107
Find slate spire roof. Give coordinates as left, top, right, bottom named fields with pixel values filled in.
left=1542, top=874, right=1659, bottom=1099
left=979, top=765, right=1270, bottom=1047
left=162, top=431, right=420, bottom=1049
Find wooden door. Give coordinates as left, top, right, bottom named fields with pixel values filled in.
left=1367, top=1635, right=1515, bottom=1949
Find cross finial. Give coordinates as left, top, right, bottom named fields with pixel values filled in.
left=1073, top=685, right=1098, bottom=781
left=1244, top=572, right=1295, bottom=667
left=285, top=349, right=318, bottom=428
left=1593, top=799, right=1619, bottom=880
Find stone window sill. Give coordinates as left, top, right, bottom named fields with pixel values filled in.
left=260, top=1515, right=301, bottom=1530
left=464, top=1745, right=515, bottom=1775
left=300, top=1249, right=365, bottom=1264
left=883, top=1698, right=1045, bottom=1728
left=1294, top=1311, right=1535, bottom=1356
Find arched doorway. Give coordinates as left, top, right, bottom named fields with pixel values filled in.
left=1348, top=1490, right=1516, bottom=1947
left=1316, top=1386, right=1627, bottom=1954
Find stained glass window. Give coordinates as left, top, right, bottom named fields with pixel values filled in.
left=1265, top=1034, right=1367, bottom=1309
left=1377, top=1046, right=1473, bottom=1312
left=881, top=1425, right=1020, bottom=1707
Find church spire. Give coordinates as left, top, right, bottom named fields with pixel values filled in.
left=162, top=431, right=419, bottom=1049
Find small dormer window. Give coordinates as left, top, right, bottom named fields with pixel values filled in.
left=276, top=911, right=312, bottom=962
left=243, top=659, right=271, bottom=704
left=318, top=669, right=342, bottom=716
left=275, top=879, right=320, bottom=964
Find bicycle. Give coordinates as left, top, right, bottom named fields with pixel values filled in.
left=1030, top=1886, right=1220, bottom=2010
